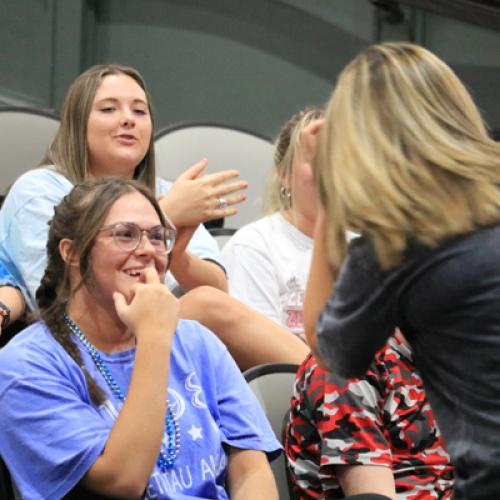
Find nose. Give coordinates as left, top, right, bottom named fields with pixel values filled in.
left=121, top=108, right=135, bottom=127
left=135, top=231, right=156, bottom=255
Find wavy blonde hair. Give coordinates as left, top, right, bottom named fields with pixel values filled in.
left=316, top=42, right=500, bottom=270
left=265, top=107, right=324, bottom=213
left=41, top=64, right=156, bottom=191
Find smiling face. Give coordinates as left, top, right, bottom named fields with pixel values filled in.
left=86, top=74, right=153, bottom=179
left=87, top=191, right=168, bottom=306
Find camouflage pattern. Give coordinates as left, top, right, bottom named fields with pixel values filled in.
left=285, top=335, right=454, bottom=499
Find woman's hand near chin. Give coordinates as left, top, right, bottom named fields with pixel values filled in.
left=84, top=267, right=177, bottom=497
left=113, top=267, right=179, bottom=344
left=159, top=159, right=248, bottom=227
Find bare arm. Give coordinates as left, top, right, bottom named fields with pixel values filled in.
left=179, top=286, right=309, bottom=371
left=0, top=285, right=25, bottom=334
left=81, top=269, right=179, bottom=497
left=169, top=225, right=228, bottom=292
left=226, top=448, right=278, bottom=500
left=336, top=465, right=396, bottom=499
left=304, top=208, right=335, bottom=364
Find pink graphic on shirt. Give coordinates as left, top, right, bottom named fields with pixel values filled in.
left=285, top=277, right=305, bottom=332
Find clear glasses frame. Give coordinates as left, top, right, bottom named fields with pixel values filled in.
left=98, top=221, right=176, bottom=255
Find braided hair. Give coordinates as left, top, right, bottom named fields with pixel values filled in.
left=36, top=177, right=169, bottom=406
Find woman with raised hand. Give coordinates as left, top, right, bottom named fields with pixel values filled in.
left=0, top=64, right=247, bottom=310
left=0, top=177, right=280, bottom=499
left=222, top=107, right=323, bottom=337
left=305, top=42, right=500, bottom=498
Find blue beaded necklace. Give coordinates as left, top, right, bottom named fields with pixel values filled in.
left=63, top=313, right=180, bottom=472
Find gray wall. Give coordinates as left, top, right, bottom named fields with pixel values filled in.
left=1, top=0, right=499, bottom=138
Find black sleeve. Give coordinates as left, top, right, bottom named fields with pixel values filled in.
left=316, top=237, right=399, bottom=378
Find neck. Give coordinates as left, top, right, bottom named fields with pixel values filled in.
left=282, top=209, right=315, bottom=238
left=87, top=162, right=136, bottom=180
left=67, top=293, right=134, bottom=353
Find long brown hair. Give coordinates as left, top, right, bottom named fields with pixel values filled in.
left=41, top=64, right=156, bottom=191
left=36, top=177, right=169, bottom=405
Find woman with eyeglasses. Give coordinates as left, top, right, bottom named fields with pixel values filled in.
left=0, top=177, right=280, bottom=499
left=0, top=64, right=246, bottom=311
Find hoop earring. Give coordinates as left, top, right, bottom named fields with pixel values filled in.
left=280, top=186, right=292, bottom=208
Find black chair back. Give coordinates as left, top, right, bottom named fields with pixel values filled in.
left=0, top=457, right=14, bottom=500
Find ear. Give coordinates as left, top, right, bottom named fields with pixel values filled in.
left=59, top=238, right=79, bottom=268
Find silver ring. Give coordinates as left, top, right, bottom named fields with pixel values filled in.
left=218, top=197, right=227, bottom=209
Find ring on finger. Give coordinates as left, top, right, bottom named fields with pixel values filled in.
left=218, top=197, right=228, bottom=209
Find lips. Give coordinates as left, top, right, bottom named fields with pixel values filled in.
left=114, top=134, right=137, bottom=144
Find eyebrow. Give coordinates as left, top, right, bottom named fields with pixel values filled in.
left=94, top=97, right=148, bottom=106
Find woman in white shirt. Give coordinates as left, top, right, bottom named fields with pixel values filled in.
left=222, top=108, right=323, bottom=336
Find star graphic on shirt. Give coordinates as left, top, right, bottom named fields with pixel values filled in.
left=188, top=424, right=203, bottom=441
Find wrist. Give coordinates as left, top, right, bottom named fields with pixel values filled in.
left=159, top=195, right=180, bottom=227
left=135, top=328, right=173, bottom=355
left=170, top=249, right=191, bottom=271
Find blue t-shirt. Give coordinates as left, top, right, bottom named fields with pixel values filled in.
left=0, top=319, right=281, bottom=499
left=0, top=167, right=222, bottom=309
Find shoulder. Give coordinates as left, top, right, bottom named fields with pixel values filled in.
left=12, top=167, right=71, bottom=191
left=0, top=322, right=73, bottom=383
left=4, top=167, right=72, bottom=207
left=223, top=215, right=278, bottom=252
left=233, top=215, right=276, bottom=239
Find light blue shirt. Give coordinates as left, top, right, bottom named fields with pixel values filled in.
left=0, top=167, right=222, bottom=310
left=0, top=260, right=19, bottom=288
left=0, top=319, right=281, bottom=499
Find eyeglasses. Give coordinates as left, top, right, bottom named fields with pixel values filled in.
left=99, top=222, right=176, bottom=255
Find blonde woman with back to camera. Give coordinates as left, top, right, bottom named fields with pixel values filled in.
left=303, top=42, right=500, bottom=499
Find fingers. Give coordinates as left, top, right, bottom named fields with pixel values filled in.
left=304, top=118, right=325, bottom=136
left=301, top=120, right=324, bottom=167
left=176, top=158, right=209, bottom=181
left=142, top=267, right=161, bottom=284
left=202, top=169, right=242, bottom=186
left=212, top=207, right=238, bottom=219
left=213, top=192, right=246, bottom=209
left=113, top=291, right=127, bottom=315
left=214, top=180, right=248, bottom=197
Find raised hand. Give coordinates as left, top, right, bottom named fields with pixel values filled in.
left=159, top=159, right=248, bottom=227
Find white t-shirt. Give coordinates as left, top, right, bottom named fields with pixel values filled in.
left=222, top=212, right=312, bottom=334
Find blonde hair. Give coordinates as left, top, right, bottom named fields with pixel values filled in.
left=316, top=42, right=500, bottom=270
left=265, top=107, right=324, bottom=213
left=41, top=64, right=156, bottom=191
